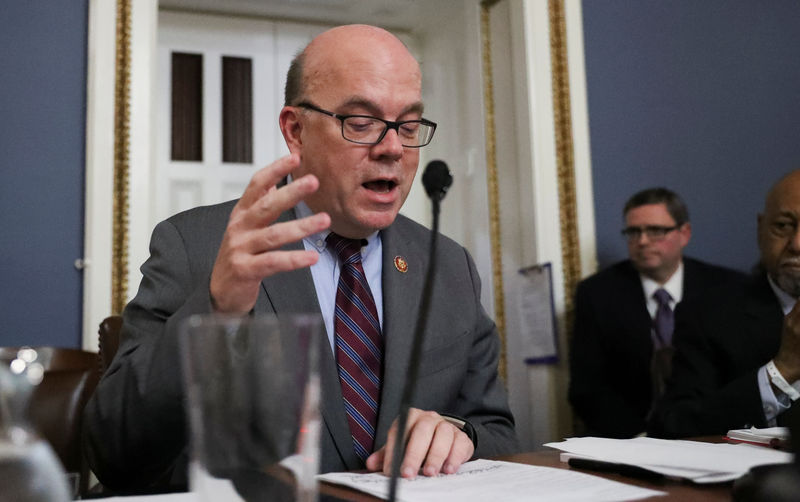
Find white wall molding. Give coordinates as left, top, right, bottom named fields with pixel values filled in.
left=82, top=0, right=116, bottom=350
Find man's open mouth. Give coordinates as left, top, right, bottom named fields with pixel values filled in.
left=363, top=180, right=397, bottom=193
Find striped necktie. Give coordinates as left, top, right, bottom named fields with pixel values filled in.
left=327, top=232, right=383, bottom=462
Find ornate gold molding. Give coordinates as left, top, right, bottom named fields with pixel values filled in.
left=548, top=0, right=581, bottom=330
left=480, top=0, right=581, bottom=378
left=112, top=0, right=131, bottom=314
left=480, top=0, right=507, bottom=381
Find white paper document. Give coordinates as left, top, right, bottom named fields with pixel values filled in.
left=317, top=459, right=665, bottom=501
left=516, top=263, right=558, bottom=363
left=546, top=436, right=794, bottom=483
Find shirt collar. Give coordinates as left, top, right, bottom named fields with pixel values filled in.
left=640, top=260, right=684, bottom=304
left=767, top=275, right=799, bottom=315
left=293, top=189, right=380, bottom=257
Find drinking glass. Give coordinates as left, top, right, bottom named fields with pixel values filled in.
left=0, top=349, right=71, bottom=502
left=181, top=314, right=323, bottom=502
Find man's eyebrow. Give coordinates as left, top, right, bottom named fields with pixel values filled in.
left=338, top=97, right=425, bottom=117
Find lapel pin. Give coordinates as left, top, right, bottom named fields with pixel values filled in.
left=394, top=256, right=408, bottom=273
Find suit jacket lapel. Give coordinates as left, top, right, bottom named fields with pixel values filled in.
left=375, top=220, right=426, bottom=444
left=254, top=209, right=360, bottom=470
left=622, top=262, right=653, bottom=351
left=681, top=258, right=709, bottom=303
left=682, top=259, right=698, bottom=297
left=743, top=275, right=784, bottom=355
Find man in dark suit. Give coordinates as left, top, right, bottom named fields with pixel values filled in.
left=83, top=25, right=516, bottom=493
left=568, top=188, right=742, bottom=438
left=649, top=170, right=800, bottom=438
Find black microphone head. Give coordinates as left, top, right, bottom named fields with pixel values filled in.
left=422, top=160, right=453, bottom=201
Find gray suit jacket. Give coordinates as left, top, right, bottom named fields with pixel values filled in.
left=83, top=200, right=517, bottom=492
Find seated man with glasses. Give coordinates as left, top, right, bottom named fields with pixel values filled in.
left=84, top=24, right=517, bottom=493
left=568, top=188, right=743, bottom=438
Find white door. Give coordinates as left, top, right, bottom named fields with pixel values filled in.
left=156, top=12, right=329, bottom=222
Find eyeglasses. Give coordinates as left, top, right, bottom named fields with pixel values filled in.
left=621, top=225, right=681, bottom=241
left=296, top=102, right=437, bottom=148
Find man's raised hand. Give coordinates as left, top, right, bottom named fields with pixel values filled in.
left=209, top=154, right=330, bottom=313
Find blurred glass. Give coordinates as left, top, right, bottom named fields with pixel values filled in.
left=0, top=348, right=71, bottom=502
left=181, top=314, right=323, bottom=502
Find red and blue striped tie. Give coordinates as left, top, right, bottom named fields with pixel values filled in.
left=327, top=233, right=383, bottom=462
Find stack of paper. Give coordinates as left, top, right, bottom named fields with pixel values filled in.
left=545, top=436, right=794, bottom=483
left=725, top=426, right=789, bottom=448
left=318, top=459, right=665, bottom=501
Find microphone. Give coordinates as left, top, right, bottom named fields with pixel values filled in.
left=422, top=159, right=453, bottom=203
left=388, top=160, right=453, bottom=502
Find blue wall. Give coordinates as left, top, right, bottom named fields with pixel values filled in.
left=0, top=2, right=88, bottom=348
left=583, top=0, right=800, bottom=273
left=2, top=1, right=799, bottom=346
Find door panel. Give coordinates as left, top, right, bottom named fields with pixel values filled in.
left=156, top=12, right=328, bottom=222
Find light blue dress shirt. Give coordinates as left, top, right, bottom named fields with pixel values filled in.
left=294, top=199, right=384, bottom=353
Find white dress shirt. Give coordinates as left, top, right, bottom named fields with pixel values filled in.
left=640, top=261, right=684, bottom=321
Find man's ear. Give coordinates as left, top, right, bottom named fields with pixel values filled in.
left=679, top=222, right=692, bottom=247
left=279, top=106, right=303, bottom=153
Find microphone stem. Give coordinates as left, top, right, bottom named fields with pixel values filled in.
left=388, top=197, right=441, bottom=502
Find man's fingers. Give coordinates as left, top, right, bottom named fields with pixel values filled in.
left=372, top=410, right=474, bottom=479
left=247, top=249, right=322, bottom=278
left=365, top=446, right=386, bottom=472
left=209, top=161, right=327, bottom=315
left=237, top=154, right=301, bottom=209
left=248, top=173, right=320, bottom=227
left=442, top=430, right=474, bottom=474
left=241, top=213, right=330, bottom=255
left=400, top=413, right=440, bottom=478
left=380, top=421, right=400, bottom=476
left=233, top=173, right=320, bottom=232
left=419, top=422, right=456, bottom=476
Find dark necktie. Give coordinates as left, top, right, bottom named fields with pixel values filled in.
left=327, top=232, right=383, bottom=462
left=652, top=288, right=674, bottom=348
left=650, top=288, right=675, bottom=403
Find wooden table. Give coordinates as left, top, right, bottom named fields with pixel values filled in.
left=319, top=449, right=732, bottom=501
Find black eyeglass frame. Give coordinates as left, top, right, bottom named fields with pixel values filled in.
left=620, top=224, right=682, bottom=241
left=295, top=102, right=437, bottom=148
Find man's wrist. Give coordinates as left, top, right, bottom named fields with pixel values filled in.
left=773, top=357, right=800, bottom=383
left=441, top=414, right=477, bottom=449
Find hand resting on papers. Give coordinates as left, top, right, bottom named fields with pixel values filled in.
left=365, top=408, right=475, bottom=478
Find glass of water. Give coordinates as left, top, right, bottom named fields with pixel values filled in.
left=181, top=314, right=323, bottom=502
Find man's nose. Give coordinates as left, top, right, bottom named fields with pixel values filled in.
left=371, top=128, right=404, bottom=159
left=635, top=232, right=651, bottom=245
left=789, top=228, right=800, bottom=252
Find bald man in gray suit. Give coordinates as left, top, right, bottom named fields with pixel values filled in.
left=83, top=25, right=516, bottom=494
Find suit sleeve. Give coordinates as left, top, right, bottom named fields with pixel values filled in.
left=454, top=249, right=519, bottom=457
left=647, top=301, right=767, bottom=438
left=83, top=219, right=212, bottom=492
left=568, top=281, right=647, bottom=437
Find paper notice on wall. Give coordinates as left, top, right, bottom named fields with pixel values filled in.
left=517, top=263, right=558, bottom=364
